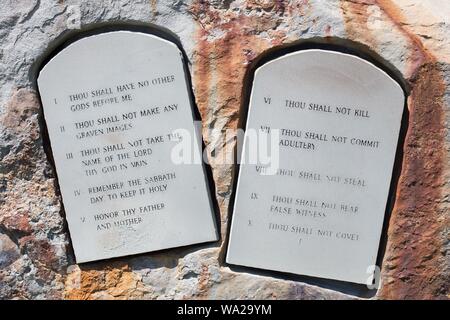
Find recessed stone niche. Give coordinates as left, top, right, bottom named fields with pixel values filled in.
left=226, top=47, right=407, bottom=287
left=37, top=29, right=218, bottom=263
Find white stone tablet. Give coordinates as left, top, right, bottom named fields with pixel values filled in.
left=38, top=31, right=218, bottom=263
left=227, top=49, right=404, bottom=284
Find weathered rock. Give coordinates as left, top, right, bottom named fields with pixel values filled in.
left=0, top=232, right=20, bottom=268
left=0, top=0, right=448, bottom=299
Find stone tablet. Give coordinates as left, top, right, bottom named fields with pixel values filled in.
left=227, top=49, right=404, bottom=284
left=38, top=31, right=218, bottom=263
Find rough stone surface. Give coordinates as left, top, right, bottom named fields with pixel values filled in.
left=0, top=0, right=449, bottom=299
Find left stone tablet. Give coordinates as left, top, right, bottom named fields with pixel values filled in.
left=38, top=31, right=218, bottom=263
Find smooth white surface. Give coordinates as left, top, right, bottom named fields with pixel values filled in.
left=38, top=31, right=217, bottom=263
left=227, top=49, right=404, bottom=284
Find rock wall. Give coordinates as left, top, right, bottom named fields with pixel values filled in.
left=0, top=0, right=448, bottom=299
